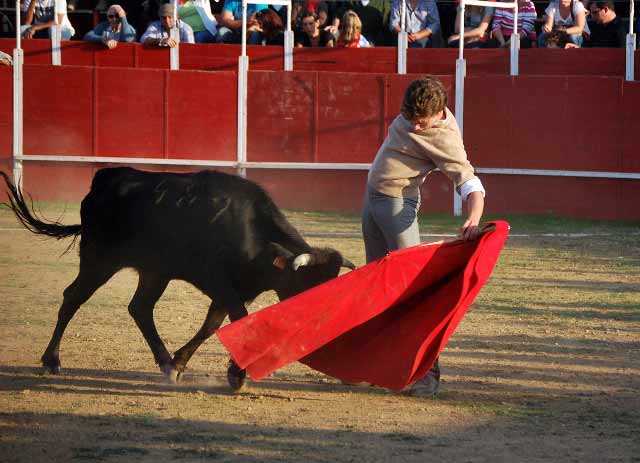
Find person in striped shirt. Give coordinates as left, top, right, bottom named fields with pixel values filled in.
left=485, top=0, right=538, bottom=48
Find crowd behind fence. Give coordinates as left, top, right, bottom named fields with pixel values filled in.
left=0, top=0, right=637, bottom=49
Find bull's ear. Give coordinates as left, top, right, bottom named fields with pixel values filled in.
left=269, top=242, right=294, bottom=270
left=272, top=256, right=287, bottom=270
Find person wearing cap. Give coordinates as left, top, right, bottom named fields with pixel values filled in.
left=83, top=4, right=136, bottom=49
left=141, top=3, right=195, bottom=47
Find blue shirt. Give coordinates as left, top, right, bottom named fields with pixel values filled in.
left=140, top=19, right=195, bottom=44
left=222, top=0, right=268, bottom=19
left=390, top=0, right=440, bottom=36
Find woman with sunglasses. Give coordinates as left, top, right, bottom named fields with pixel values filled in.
left=83, top=4, right=136, bottom=49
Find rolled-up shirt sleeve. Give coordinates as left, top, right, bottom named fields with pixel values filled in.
left=459, top=177, right=486, bottom=201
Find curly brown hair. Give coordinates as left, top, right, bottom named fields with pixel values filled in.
left=400, top=76, right=448, bottom=121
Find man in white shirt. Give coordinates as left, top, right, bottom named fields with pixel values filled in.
left=21, top=0, right=75, bottom=40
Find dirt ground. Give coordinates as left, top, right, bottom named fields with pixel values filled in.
left=0, top=205, right=638, bottom=463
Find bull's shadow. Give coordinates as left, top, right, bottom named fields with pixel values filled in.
left=0, top=365, right=388, bottom=399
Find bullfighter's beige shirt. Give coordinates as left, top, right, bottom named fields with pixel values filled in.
left=367, top=107, right=478, bottom=199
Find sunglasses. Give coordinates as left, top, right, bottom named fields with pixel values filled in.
left=107, top=14, right=119, bottom=19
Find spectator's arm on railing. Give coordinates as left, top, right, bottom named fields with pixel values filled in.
left=450, top=8, right=493, bottom=42
left=83, top=23, right=106, bottom=42
left=120, top=17, right=137, bottom=42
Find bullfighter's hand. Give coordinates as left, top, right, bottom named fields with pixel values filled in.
left=460, top=219, right=481, bottom=241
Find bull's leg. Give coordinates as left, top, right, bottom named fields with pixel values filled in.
left=126, top=273, right=174, bottom=380
left=170, top=301, right=232, bottom=373
left=172, top=296, right=248, bottom=391
left=41, top=265, right=116, bottom=374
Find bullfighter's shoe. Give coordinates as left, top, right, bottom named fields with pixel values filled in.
left=404, top=359, right=440, bottom=397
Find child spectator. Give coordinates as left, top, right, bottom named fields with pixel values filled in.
left=255, top=8, right=285, bottom=45
left=349, top=0, right=385, bottom=46
left=585, top=0, right=626, bottom=47
left=83, top=4, right=136, bottom=49
left=141, top=3, right=195, bottom=47
left=295, top=10, right=335, bottom=47
left=21, top=0, right=76, bottom=40
left=486, top=0, right=537, bottom=48
left=178, top=0, right=218, bottom=43
left=539, top=0, right=589, bottom=47
left=544, top=28, right=572, bottom=47
left=336, top=10, right=372, bottom=47
left=447, top=3, right=493, bottom=48
left=390, top=0, right=441, bottom=48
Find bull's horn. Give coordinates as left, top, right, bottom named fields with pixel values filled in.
left=292, top=253, right=316, bottom=271
left=341, top=257, right=356, bottom=270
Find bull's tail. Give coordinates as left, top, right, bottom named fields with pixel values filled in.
left=0, top=171, right=82, bottom=241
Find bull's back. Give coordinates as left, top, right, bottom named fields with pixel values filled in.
left=79, top=167, right=279, bottom=268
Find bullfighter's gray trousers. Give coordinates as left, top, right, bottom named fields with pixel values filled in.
left=361, top=186, right=421, bottom=263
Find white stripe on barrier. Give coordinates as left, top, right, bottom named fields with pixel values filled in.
left=16, top=155, right=640, bottom=180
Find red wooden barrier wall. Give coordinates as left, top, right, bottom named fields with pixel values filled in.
left=1, top=38, right=639, bottom=77
left=0, top=59, right=638, bottom=219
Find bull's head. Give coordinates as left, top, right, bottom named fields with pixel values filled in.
left=268, top=243, right=355, bottom=300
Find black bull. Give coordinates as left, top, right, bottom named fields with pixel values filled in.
left=0, top=167, right=355, bottom=390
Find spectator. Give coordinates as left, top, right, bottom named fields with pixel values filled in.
left=349, top=0, right=385, bottom=45
left=544, top=28, right=572, bottom=47
left=447, top=3, right=493, bottom=48
left=83, top=4, right=136, bottom=49
left=316, top=2, right=330, bottom=30
left=216, top=0, right=268, bottom=44
left=321, top=1, right=348, bottom=41
left=178, top=0, right=218, bottom=43
left=21, top=0, right=76, bottom=40
left=362, top=76, right=485, bottom=397
left=538, top=0, right=589, bottom=48
left=336, top=10, right=372, bottom=47
left=255, top=8, right=284, bottom=45
left=140, top=3, right=195, bottom=47
left=485, top=0, right=537, bottom=48
left=0, top=11, right=14, bottom=38
left=0, top=50, right=12, bottom=66
left=295, top=10, right=335, bottom=47
left=585, top=0, right=626, bottom=47
left=390, top=0, right=442, bottom=48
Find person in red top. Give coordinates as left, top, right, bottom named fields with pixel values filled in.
left=335, top=10, right=372, bottom=48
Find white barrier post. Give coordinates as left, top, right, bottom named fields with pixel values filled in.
left=51, top=0, right=61, bottom=65
left=237, top=0, right=249, bottom=178
left=453, top=0, right=519, bottom=215
left=454, top=0, right=467, bottom=216
left=237, top=0, right=292, bottom=177
left=626, top=0, right=636, bottom=81
left=510, top=0, right=519, bottom=76
left=397, top=0, right=407, bottom=74
left=170, top=0, right=180, bottom=70
left=282, top=0, right=293, bottom=71
left=13, top=0, right=23, bottom=189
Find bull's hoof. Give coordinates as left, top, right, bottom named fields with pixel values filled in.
left=42, top=365, right=61, bottom=375
left=227, top=361, right=246, bottom=392
left=161, top=364, right=181, bottom=384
